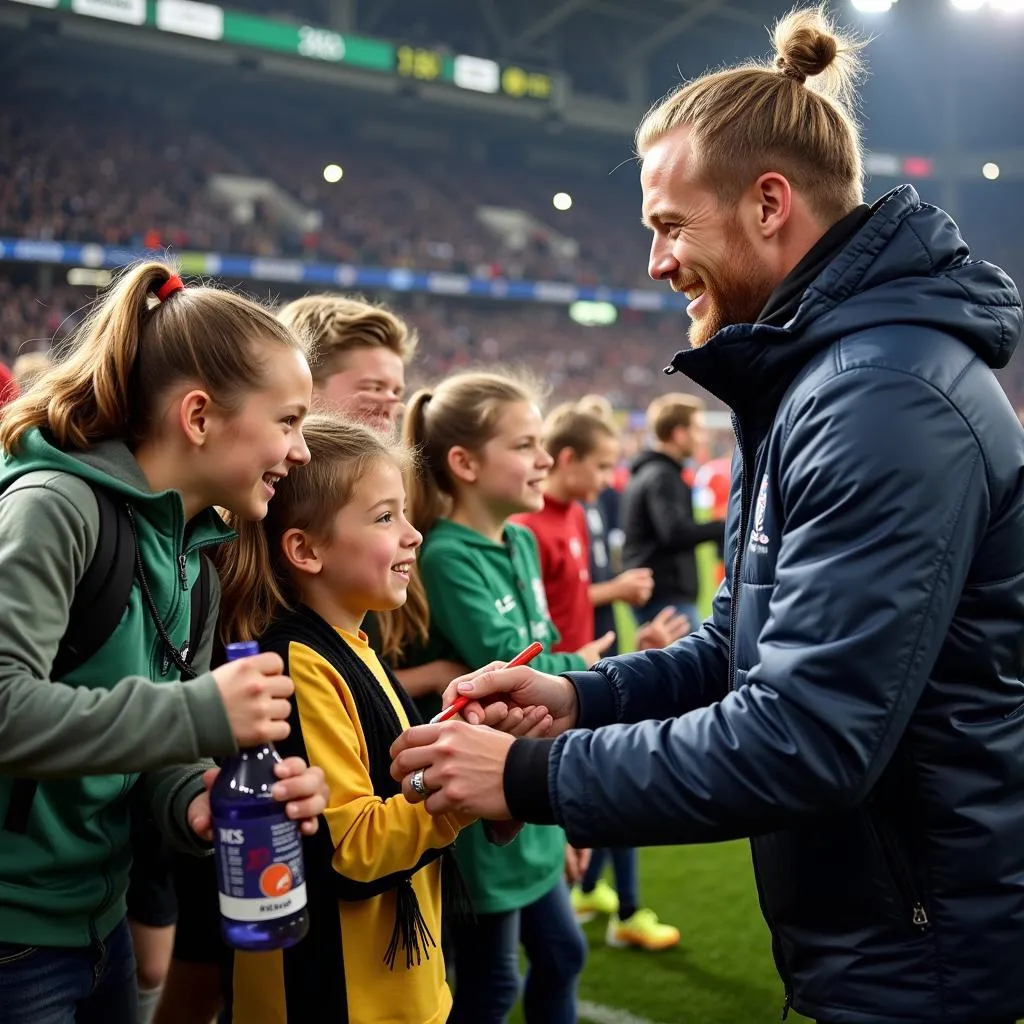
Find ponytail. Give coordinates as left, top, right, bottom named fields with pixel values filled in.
left=1, top=260, right=299, bottom=455
left=402, top=389, right=449, bottom=542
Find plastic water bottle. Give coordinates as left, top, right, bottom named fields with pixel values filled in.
left=211, top=640, right=310, bottom=950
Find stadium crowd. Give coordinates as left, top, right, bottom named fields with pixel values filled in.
left=0, top=104, right=649, bottom=290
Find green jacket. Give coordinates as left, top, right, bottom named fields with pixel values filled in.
left=418, top=518, right=586, bottom=914
left=0, top=429, right=238, bottom=946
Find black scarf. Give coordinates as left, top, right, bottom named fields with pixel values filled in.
left=260, top=604, right=472, bottom=970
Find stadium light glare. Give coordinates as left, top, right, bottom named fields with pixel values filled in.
left=552, top=191, right=573, bottom=211
left=323, top=163, right=344, bottom=183
left=950, top=0, right=985, bottom=9
left=982, top=162, right=1001, bottom=180
left=991, top=0, right=1024, bottom=12
left=851, top=0, right=895, bottom=12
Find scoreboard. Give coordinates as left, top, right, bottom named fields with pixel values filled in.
left=9, top=0, right=557, bottom=105
left=395, top=45, right=553, bottom=102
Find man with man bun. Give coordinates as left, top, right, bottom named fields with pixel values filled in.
left=392, top=7, right=1024, bottom=1022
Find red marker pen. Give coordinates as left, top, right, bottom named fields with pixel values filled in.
left=431, top=641, right=544, bottom=724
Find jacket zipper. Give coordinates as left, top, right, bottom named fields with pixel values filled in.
left=729, top=415, right=793, bottom=1017
left=866, top=811, right=930, bottom=931
left=727, top=414, right=750, bottom=693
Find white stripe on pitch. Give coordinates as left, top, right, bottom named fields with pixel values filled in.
left=578, top=999, right=662, bottom=1024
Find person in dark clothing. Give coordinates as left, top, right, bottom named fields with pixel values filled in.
left=621, top=393, right=725, bottom=630
left=391, top=8, right=1024, bottom=1024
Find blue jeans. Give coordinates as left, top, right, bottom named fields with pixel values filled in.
left=581, top=847, right=639, bottom=919
left=448, top=881, right=587, bottom=1024
left=0, top=918, right=137, bottom=1024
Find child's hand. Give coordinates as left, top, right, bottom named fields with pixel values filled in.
left=613, top=567, right=654, bottom=606
left=186, top=758, right=329, bottom=841
left=637, top=606, right=690, bottom=650
left=492, top=704, right=554, bottom=739
left=576, top=630, right=616, bottom=667
left=565, top=846, right=591, bottom=883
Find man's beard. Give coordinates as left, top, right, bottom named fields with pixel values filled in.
left=688, top=228, right=776, bottom=349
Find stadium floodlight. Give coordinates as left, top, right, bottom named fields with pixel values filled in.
left=950, top=0, right=985, bottom=9
left=982, top=162, right=1001, bottom=180
left=852, top=0, right=895, bottom=11
left=552, top=192, right=573, bottom=211
left=323, top=163, right=343, bottom=183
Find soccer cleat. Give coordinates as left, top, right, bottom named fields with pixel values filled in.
left=570, top=878, right=619, bottom=923
left=606, top=908, right=681, bottom=951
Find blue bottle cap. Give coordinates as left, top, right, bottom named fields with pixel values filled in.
left=224, top=640, right=260, bottom=660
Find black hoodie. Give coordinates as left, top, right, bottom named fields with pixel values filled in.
left=620, top=449, right=725, bottom=605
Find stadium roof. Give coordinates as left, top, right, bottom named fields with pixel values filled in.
left=360, top=0, right=789, bottom=102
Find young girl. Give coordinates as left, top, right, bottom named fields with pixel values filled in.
left=0, top=261, right=326, bottom=1023
left=214, top=415, right=542, bottom=1024
left=403, top=370, right=614, bottom=1024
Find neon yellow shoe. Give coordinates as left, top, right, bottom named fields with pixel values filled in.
left=570, top=878, right=619, bottom=923
left=606, top=908, right=681, bottom=951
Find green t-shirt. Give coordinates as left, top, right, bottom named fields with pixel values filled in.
left=418, top=518, right=586, bottom=914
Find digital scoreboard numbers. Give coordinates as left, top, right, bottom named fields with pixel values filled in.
left=396, top=45, right=450, bottom=83
left=396, top=44, right=553, bottom=102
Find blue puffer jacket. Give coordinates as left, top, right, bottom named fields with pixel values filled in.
left=553, top=187, right=1024, bottom=1022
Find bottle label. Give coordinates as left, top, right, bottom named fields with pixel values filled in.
left=213, top=812, right=307, bottom=923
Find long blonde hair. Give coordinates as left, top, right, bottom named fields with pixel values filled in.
left=0, top=261, right=300, bottom=454
left=214, top=415, right=407, bottom=644
left=636, top=5, right=866, bottom=222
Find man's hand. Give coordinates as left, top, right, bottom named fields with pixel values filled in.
left=637, top=606, right=690, bottom=650
left=187, top=757, right=329, bottom=841
left=390, top=721, right=516, bottom=819
left=440, top=664, right=580, bottom=736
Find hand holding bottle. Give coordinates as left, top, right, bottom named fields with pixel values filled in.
left=212, top=652, right=294, bottom=746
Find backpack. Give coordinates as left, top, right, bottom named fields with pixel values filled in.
left=2, top=483, right=212, bottom=834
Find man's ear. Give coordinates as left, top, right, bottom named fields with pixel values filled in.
left=749, top=171, right=793, bottom=241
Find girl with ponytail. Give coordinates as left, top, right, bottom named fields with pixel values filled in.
left=399, top=369, right=613, bottom=1023
left=0, top=261, right=327, bottom=1024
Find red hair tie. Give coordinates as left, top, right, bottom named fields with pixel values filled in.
left=155, top=275, right=184, bottom=302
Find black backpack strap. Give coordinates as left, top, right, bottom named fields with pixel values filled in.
left=52, top=486, right=136, bottom=681
left=184, top=554, right=212, bottom=670
left=3, top=484, right=136, bottom=835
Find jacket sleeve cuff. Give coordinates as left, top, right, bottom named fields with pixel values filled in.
left=145, top=762, right=215, bottom=857
left=563, top=669, right=618, bottom=729
left=503, top=738, right=556, bottom=824
left=183, top=672, right=239, bottom=758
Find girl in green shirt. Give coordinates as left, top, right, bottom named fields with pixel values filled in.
left=402, top=370, right=612, bottom=1023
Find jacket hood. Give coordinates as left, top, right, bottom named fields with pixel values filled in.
left=0, top=428, right=234, bottom=541
left=670, top=186, right=1023, bottom=416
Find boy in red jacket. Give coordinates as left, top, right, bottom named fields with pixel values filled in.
left=514, top=403, right=685, bottom=951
